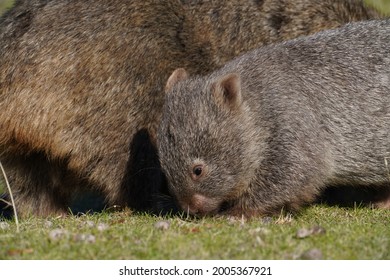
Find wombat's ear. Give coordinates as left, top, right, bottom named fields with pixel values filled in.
left=212, top=73, right=242, bottom=111
left=165, top=68, right=189, bottom=92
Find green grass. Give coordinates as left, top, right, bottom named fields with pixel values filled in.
left=0, top=0, right=13, bottom=15
left=0, top=206, right=389, bottom=259
left=366, top=0, right=390, bottom=14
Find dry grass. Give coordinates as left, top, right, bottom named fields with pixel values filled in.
left=0, top=161, right=19, bottom=232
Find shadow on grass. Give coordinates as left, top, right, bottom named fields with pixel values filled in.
left=0, top=129, right=180, bottom=220
left=0, top=189, right=182, bottom=220
left=2, top=184, right=388, bottom=221
left=316, top=184, right=390, bottom=208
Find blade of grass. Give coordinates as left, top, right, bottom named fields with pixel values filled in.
left=0, top=161, right=20, bottom=232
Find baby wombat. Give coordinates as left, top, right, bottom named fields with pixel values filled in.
left=158, top=20, right=390, bottom=217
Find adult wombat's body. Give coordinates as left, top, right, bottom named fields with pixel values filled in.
left=159, top=20, right=390, bottom=217
left=0, top=0, right=381, bottom=217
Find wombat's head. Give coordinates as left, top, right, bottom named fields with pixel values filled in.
left=157, top=68, right=261, bottom=216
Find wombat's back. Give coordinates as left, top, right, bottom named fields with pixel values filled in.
left=227, top=19, right=390, bottom=186
left=182, top=0, right=382, bottom=68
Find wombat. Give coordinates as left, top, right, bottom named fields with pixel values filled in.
left=0, top=0, right=382, bottom=217
left=158, top=19, right=390, bottom=217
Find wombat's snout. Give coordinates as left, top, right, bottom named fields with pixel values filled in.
left=180, top=193, right=221, bottom=216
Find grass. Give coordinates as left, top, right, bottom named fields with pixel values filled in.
left=0, top=206, right=389, bottom=259
left=0, top=0, right=13, bottom=14
left=366, top=0, right=390, bottom=14
left=0, top=161, right=19, bottom=233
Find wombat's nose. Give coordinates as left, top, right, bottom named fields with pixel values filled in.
left=183, top=193, right=219, bottom=216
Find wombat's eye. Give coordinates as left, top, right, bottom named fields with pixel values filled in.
left=190, top=163, right=208, bottom=181
left=194, top=166, right=203, bottom=176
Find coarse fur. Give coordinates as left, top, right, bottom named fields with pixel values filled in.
left=182, top=0, right=382, bottom=68
left=159, top=20, right=390, bottom=217
left=0, top=0, right=381, bottom=217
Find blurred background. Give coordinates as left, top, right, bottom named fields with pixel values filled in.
left=0, top=0, right=12, bottom=14
left=1, top=0, right=390, bottom=15
left=368, top=0, right=390, bottom=12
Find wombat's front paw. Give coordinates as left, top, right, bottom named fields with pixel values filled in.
left=218, top=202, right=265, bottom=219
left=372, top=199, right=390, bottom=209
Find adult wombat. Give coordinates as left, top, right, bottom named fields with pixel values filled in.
left=158, top=20, right=390, bottom=217
left=0, top=0, right=381, bottom=217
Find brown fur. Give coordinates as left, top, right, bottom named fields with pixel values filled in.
left=0, top=0, right=381, bottom=217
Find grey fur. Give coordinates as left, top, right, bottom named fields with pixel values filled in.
left=158, top=20, right=390, bottom=216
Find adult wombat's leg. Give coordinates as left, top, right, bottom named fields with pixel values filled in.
left=1, top=151, right=74, bottom=217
